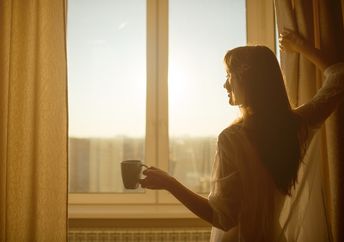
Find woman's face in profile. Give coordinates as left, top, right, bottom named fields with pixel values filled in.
left=224, top=68, right=245, bottom=106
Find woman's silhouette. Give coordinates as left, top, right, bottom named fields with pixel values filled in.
left=139, top=30, right=344, bottom=241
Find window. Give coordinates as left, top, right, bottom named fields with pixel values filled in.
left=68, top=0, right=275, bottom=216
left=68, top=0, right=146, bottom=194
left=168, top=0, right=244, bottom=194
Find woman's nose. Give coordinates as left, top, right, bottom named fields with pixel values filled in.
left=224, top=79, right=231, bottom=91
left=223, top=79, right=228, bottom=89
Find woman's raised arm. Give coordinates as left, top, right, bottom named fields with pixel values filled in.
left=279, top=29, right=344, bottom=130
left=279, top=28, right=334, bottom=71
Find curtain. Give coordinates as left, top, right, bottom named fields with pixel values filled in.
left=275, top=0, right=344, bottom=241
left=0, top=0, right=68, bottom=241
left=318, top=1, right=344, bottom=241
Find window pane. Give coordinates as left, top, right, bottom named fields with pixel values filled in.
left=67, top=0, right=146, bottom=193
left=169, top=0, right=245, bottom=193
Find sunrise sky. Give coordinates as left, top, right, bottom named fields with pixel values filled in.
left=67, top=0, right=246, bottom=138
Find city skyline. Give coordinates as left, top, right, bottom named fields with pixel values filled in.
left=69, top=136, right=215, bottom=193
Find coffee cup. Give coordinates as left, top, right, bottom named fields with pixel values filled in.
left=121, top=160, right=148, bottom=189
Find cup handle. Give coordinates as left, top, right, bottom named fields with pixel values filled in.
left=140, top=164, right=149, bottom=169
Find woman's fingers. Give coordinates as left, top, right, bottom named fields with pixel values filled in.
left=139, top=175, right=163, bottom=189
left=278, top=29, right=304, bottom=53
left=139, top=178, right=160, bottom=189
left=140, top=167, right=174, bottom=190
left=139, top=178, right=149, bottom=188
left=142, top=166, right=159, bottom=175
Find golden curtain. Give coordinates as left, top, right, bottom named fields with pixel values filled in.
left=0, top=0, right=68, bottom=241
left=275, top=0, right=344, bottom=241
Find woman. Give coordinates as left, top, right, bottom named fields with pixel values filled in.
left=139, top=30, right=344, bottom=242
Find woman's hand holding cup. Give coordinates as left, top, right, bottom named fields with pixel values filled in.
left=139, top=166, right=176, bottom=191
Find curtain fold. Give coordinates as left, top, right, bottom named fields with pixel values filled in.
left=319, top=1, right=344, bottom=241
left=275, top=0, right=344, bottom=241
left=0, top=0, right=68, bottom=241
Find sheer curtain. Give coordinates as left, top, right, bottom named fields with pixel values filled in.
left=275, top=0, right=344, bottom=241
left=0, top=0, right=68, bottom=241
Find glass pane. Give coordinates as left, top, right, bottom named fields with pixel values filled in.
left=169, top=0, right=245, bottom=193
left=67, top=0, right=146, bottom=193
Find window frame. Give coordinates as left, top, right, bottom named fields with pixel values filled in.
left=68, top=0, right=275, bottom=219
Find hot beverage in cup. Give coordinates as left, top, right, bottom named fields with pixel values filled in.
left=121, top=160, right=148, bottom=189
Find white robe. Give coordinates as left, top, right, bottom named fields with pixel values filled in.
left=208, top=63, right=344, bottom=242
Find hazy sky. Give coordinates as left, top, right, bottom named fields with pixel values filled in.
left=67, top=0, right=246, bottom=138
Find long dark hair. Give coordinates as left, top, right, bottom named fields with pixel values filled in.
left=225, top=46, right=303, bottom=195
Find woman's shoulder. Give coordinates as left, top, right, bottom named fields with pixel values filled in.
left=219, top=122, right=245, bottom=143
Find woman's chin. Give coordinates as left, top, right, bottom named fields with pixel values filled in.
left=228, top=99, right=240, bottom=106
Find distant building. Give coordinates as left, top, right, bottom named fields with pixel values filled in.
left=69, top=136, right=215, bottom=193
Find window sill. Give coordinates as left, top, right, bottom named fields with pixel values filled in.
left=69, top=204, right=199, bottom=219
